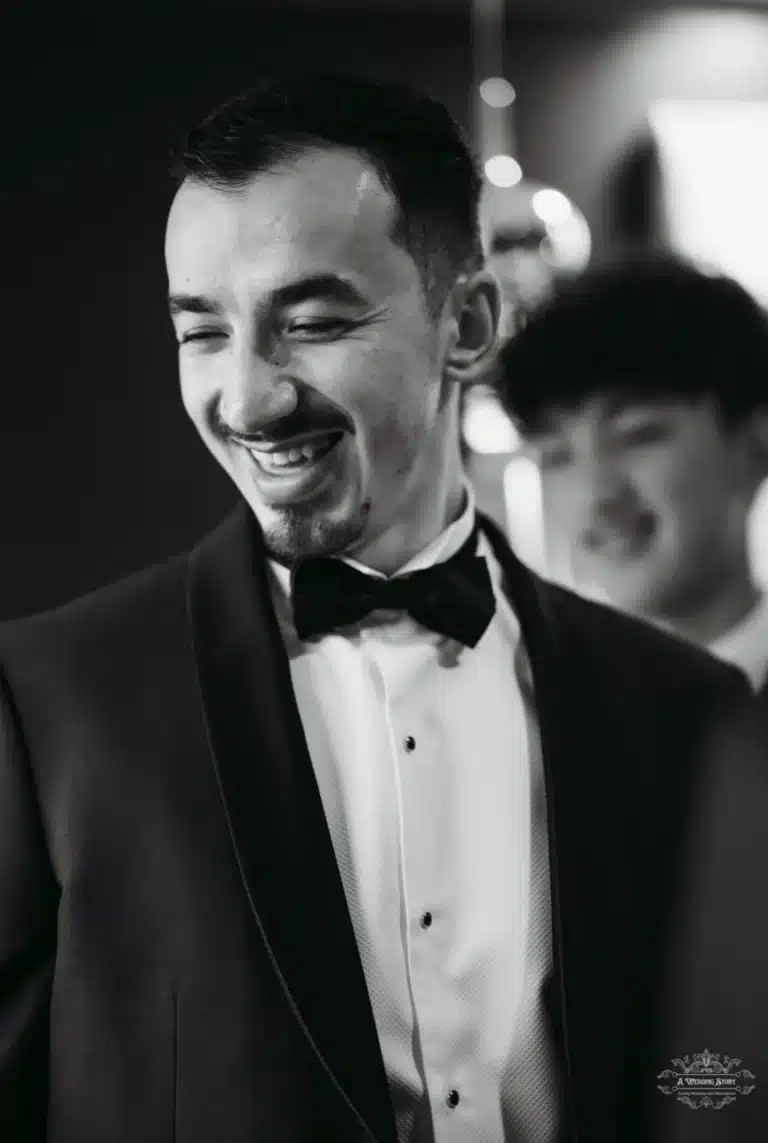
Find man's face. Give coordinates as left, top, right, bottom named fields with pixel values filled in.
left=165, top=148, right=464, bottom=567
left=529, top=394, right=759, bottom=620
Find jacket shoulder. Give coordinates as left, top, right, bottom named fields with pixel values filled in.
left=0, top=550, right=189, bottom=659
left=541, top=577, right=749, bottom=695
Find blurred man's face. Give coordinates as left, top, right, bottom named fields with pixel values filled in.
left=165, top=148, right=484, bottom=570
left=530, top=394, right=759, bottom=621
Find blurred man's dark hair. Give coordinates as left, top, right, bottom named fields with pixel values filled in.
left=170, top=72, right=484, bottom=320
left=498, top=251, right=768, bottom=432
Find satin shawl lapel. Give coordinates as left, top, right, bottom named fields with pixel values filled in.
left=186, top=503, right=397, bottom=1143
left=479, top=512, right=652, bottom=1141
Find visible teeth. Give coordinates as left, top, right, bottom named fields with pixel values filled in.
left=250, top=433, right=335, bottom=471
left=258, top=450, right=300, bottom=469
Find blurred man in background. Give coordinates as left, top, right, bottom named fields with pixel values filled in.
left=497, top=254, right=768, bottom=689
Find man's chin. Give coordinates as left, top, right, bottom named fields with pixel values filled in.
left=576, top=554, right=659, bottom=611
left=254, top=498, right=369, bottom=565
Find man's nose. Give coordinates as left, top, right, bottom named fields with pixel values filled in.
left=581, top=453, right=637, bottom=522
left=553, top=451, right=629, bottom=518
left=586, top=453, right=627, bottom=503
left=219, top=353, right=298, bottom=437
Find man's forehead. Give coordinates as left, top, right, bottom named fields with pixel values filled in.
left=165, top=149, right=398, bottom=261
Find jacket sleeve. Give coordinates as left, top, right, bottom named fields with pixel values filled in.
left=0, top=668, right=58, bottom=1141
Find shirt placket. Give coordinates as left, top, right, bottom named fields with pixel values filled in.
left=372, top=628, right=471, bottom=1140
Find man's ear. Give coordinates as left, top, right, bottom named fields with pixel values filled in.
left=443, top=269, right=502, bottom=386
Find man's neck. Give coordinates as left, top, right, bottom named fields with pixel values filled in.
left=345, top=478, right=469, bottom=576
left=659, top=579, right=763, bottom=647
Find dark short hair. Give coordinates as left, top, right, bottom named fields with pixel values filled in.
left=170, top=72, right=484, bottom=319
left=497, top=252, right=768, bottom=432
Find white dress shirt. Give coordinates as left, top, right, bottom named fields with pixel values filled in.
left=709, top=591, right=768, bottom=692
left=267, top=485, right=559, bottom=1142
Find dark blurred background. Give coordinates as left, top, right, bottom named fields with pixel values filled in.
left=4, top=0, right=768, bottom=617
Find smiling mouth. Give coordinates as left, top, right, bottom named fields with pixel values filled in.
left=585, top=518, right=656, bottom=557
left=245, top=430, right=344, bottom=474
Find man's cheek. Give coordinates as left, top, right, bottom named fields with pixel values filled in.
left=631, top=460, right=684, bottom=513
left=542, top=475, right=582, bottom=527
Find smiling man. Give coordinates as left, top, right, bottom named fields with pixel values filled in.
left=164, top=138, right=478, bottom=573
left=0, top=76, right=751, bottom=1143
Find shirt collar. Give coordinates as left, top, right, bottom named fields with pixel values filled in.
left=709, top=591, right=768, bottom=691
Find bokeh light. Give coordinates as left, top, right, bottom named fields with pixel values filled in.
left=479, top=77, right=516, bottom=108
left=485, top=155, right=523, bottom=187
left=532, top=188, right=573, bottom=225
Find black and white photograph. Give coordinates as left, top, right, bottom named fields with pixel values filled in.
left=2, top=1, right=768, bottom=1140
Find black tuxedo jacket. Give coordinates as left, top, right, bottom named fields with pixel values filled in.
left=0, top=504, right=748, bottom=1143
left=652, top=681, right=768, bottom=1143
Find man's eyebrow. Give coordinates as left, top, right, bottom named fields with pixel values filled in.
left=168, top=274, right=367, bottom=319
left=600, top=396, right=667, bottom=422
left=168, top=294, right=225, bottom=317
left=270, top=274, right=367, bottom=308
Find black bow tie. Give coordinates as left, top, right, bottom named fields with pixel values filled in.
left=290, top=525, right=496, bottom=647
